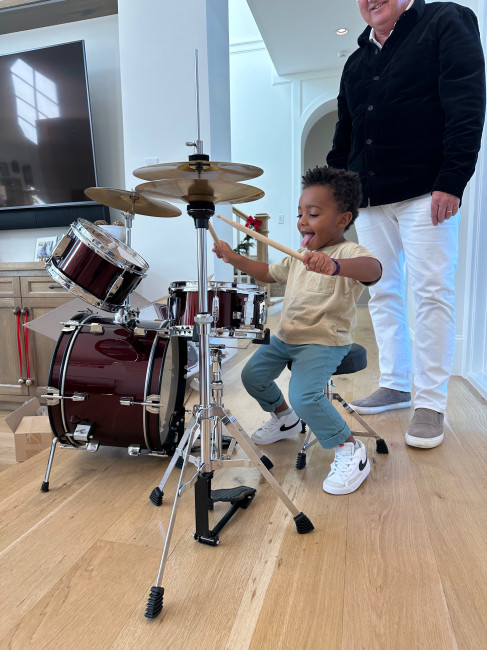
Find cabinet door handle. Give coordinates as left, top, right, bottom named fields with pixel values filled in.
left=14, top=307, right=24, bottom=384
left=48, top=284, right=64, bottom=290
left=21, top=308, right=33, bottom=385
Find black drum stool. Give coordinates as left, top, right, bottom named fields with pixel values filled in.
left=290, top=343, right=389, bottom=470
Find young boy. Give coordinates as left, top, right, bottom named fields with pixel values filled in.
left=213, top=166, right=382, bottom=495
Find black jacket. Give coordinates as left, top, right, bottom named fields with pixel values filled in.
left=327, top=0, right=485, bottom=207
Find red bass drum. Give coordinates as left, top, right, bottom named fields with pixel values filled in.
left=46, top=312, right=187, bottom=454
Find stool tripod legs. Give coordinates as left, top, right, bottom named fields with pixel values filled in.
left=295, top=380, right=389, bottom=468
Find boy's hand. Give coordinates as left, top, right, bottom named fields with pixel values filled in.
left=212, top=240, right=235, bottom=263
left=302, top=251, right=337, bottom=275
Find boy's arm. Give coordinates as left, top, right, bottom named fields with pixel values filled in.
left=213, top=241, right=276, bottom=284
left=302, top=251, right=382, bottom=284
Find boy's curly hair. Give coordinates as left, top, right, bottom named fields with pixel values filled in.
left=302, top=166, right=362, bottom=230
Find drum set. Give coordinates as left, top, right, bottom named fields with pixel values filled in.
left=40, top=139, right=314, bottom=619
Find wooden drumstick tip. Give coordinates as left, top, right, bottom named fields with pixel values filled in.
left=208, top=221, right=221, bottom=247
left=215, top=213, right=304, bottom=261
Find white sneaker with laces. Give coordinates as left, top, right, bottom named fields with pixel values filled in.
left=323, top=440, right=370, bottom=495
left=251, top=411, right=302, bottom=444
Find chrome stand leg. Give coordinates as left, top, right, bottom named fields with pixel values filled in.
left=40, top=437, right=58, bottom=492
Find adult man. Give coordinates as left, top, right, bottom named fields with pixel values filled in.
left=327, top=0, right=485, bottom=448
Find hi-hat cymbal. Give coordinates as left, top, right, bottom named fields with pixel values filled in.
left=135, top=179, right=264, bottom=205
left=133, top=160, right=263, bottom=182
left=84, top=187, right=182, bottom=218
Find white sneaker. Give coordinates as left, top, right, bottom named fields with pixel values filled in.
left=323, top=440, right=370, bottom=495
left=251, top=411, right=302, bottom=444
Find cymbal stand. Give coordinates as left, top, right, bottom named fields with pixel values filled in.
left=115, top=197, right=139, bottom=325
left=149, top=343, right=267, bottom=505
left=145, top=199, right=314, bottom=619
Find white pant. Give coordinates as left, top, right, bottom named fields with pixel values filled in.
left=354, top=194, right=459, bottom=413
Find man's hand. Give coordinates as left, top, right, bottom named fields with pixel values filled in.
left=302, top=251, right=337, bottom=275
left=430, top=191, right=460, bottom=226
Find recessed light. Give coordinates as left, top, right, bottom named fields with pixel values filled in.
left=336, top=28, right=348, bottom=35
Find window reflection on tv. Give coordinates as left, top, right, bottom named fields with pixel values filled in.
left=0, top=41, right=97, bottom=210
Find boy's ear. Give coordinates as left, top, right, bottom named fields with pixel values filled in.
left=337, top=211, right=353, bottom=229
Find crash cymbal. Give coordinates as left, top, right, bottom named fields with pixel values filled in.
left=132, top=160, right=263, bottom=182
left=84, top=187, right=182, bottom=218
left=135, top=178, right=264, bottom=205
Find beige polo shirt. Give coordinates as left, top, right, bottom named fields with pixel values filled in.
left=269, top=240, right=378, bottom=346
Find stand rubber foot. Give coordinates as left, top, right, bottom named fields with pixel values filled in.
left=260, top=455, right=274, bottom=470
left=376, top=438, right=389, bottom=454
left=295, top=452, right=307, bottom=470
left=40, top=481, right=49, bottom=493
left=150, top=487, right=163, bottom=506
left=145, top=586, right=164, bottom=618
left=294, top=512, right=314, bottom=534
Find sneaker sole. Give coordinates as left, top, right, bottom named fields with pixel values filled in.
left=322, top=462, right=370, bottom=495
left=405, top=432, right=444, bottom=449
left=350, top=400, right=411, bottom=415
left=251, top=428, right=301, bottom=445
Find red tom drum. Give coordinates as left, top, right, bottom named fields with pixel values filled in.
left=168, top=281, right=266, bottom=332
left=46, top=313, right=187, bottom=453
left=46, top=219, right=149, bottom=312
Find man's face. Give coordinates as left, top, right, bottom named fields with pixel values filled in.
left=356, top=0, right=410, bottom=32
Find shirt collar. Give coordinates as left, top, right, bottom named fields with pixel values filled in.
left=369, top=0, right=415, bottom=48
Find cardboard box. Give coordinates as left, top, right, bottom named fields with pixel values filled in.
left=5, top=397, right=42, bottom=433
left=5, top=398, right=53, bottom=462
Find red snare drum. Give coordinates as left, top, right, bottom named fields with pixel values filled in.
left=46, top=219, right=149, bottom=312
left=46, top=313, right=187, bottom=453
left=168, top=281, right=266, bottom=332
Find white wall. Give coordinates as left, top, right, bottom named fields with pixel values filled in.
left=0, top=16, right=123, bottom=262
left=117, top=0, right=233, bottom=299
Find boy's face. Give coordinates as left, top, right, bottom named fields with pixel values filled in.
left=297, top=185, right=352, bottom=250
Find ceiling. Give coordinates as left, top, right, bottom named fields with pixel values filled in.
left=246, top=0, right=366, bottom=76
left=0, top=0, right=117, bottom=36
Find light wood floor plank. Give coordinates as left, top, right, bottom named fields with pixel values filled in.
left=408, top=390, right=487, bottom=650
left=344, top=410, right=457, bottom=650
left=1, top=307, right=487, bottom=648
left=0, top=454, right=182, bottom=640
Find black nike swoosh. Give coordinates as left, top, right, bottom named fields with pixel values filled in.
left=359, top=458, right=368, bottom=471
left=280, top=419, right=301, bottom=432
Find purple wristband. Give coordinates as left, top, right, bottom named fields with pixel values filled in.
left=330, top=258, right=341, bottom=276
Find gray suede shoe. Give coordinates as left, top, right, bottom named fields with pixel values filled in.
left=405, top=408, right=444, bottom=449
left=350, top=387, right=412, bottom=414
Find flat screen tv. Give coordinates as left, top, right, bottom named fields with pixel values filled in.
left=0, top=40, right=98, bottom=216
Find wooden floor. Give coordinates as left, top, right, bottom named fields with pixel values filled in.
left=1, top=306, right=487, bottom=649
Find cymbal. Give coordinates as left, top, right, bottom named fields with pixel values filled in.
left=84, top=187, right=182, bottom=218
left=132, top=160, right=263, bottom=182
left=135, top=179, right=264, bottom=205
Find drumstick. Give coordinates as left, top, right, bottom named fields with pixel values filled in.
left=216, top=213, right=304, bottom=261
left=208, top=221, right=221, bottom=247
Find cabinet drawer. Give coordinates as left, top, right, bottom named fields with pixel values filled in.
left=20, top=276, right=72, bottom=298
left=0, top=276, right=21, bottom=298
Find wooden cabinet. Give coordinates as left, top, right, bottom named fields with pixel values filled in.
left=0, top=263, right=73, bottom=409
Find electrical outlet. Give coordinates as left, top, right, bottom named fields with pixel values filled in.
left=277, top=214, right=284, bottom=224
left=145, top=157, right=159, bottom=165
